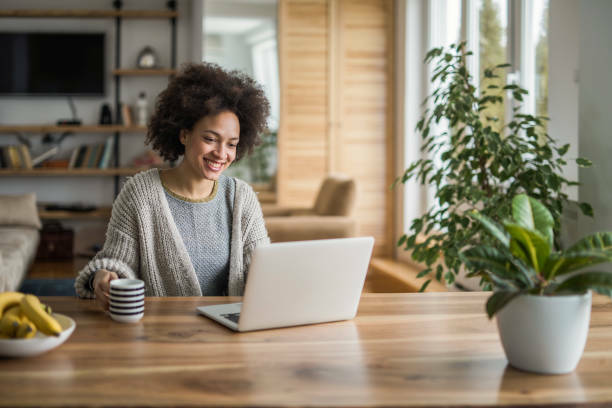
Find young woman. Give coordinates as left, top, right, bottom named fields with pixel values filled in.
left=74, top=63, right=271, bottom=311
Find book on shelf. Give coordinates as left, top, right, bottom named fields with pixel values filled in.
left=121, top=103, right=133, bottom=127
left=68, top=146, right=80, bottom=169
left=73, top=145, right=88, bottom=168
left=98, top=137, right=114, bottom=169
left=7, top=145, right=22, bottom=168
left=17, top=145, right=33, bottom=169
left=87, top=144, right=102, bottom=168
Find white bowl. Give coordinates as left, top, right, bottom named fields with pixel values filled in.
left=0, top=313, right=76, bottom=358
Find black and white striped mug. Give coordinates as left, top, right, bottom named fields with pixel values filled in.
left=109, top=279, right=145, bottom=323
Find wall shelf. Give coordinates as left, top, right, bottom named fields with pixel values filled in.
left=0, top=168, right=149, bottom=176
left=0, top=10, right=178, bottom=19
left=39, top=207, right=112, bottom=220
left=112, top=69, right=177, bottom=76
left=0, top=125, right=147, bottom=134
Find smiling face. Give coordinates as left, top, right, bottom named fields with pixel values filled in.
left=180, top=111, right=240, bottom=181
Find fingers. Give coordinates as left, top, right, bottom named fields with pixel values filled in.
left=93, top=270, right=119, bottom=312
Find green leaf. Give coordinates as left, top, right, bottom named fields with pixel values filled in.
left=509, top=239, right=529, bottom=264
left=579, top=202, right=594, bottom=217
left=504, top=223, right=550, bottom=273
left=419, top=279, right=432, bottom=292
left=576, top=157, right=592, bottom=167
left=553, top=271, right=612, bottom=294
left=551, top=249, right=612, bottom=278
left=568, top=231, right=612, bottom=253
left=486, top=291, right=521, bottom=318
left=511, top=194, right=554, bottom=248
left=463, top=246, right=529, bottom=288
left=468, top=211, right=509, bottom=247
left=557, top=144, right=570, bottom=156
left=397, top=235, right=407, bottom=247
left=549, top=232, right=612, bottom=277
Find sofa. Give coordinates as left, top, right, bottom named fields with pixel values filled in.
left=262, top=175, right=358, bottom=242
left=0, top=193, right=41, bottom=292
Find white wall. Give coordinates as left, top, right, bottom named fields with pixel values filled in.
left=577, top=0, right=612, bottom=242
left=0, top=0, right=193, bottom=207
left=548, top=0, right=579, bottom=202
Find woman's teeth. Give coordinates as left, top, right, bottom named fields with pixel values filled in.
left=206, top=159, right=223, bottom=170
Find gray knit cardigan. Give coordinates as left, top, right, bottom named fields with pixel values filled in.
left=74, top=168, right=270, bottom=298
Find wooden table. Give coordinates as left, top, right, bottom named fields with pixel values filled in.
left=1, top=292, right=611, bottom=407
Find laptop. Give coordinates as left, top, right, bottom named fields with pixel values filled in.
left=196, top=236, right=375, bottom=332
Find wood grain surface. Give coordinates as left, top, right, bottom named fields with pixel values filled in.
left=1, top=293, right=611, bottom=407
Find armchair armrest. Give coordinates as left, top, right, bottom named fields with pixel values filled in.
left=265, top=216, right=358, bottom=243
left=261, top=205, right=313, bottom=217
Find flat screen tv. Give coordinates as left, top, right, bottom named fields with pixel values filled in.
left=0, top=32, right=105, bottom=96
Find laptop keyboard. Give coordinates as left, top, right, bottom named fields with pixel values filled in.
left=221, top=312, right=241, bottom=324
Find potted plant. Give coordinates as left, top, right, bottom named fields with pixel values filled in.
left=397, top=42, right=593, bottom=290
left=464, top=194, right=612, bottom=374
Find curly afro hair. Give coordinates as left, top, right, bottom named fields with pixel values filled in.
left=146, top=62, right=270, bottom=162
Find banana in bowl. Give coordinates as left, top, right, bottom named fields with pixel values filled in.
left=0, top=292, right=76, bottom=358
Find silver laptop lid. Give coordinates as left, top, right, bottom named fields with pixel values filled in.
left=238, top=236, right=375, bottom=331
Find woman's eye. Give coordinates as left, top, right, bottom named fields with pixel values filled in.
left=204, top=137, right=215, bottom=142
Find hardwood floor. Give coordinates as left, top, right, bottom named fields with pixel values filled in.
left=27, top=257, right=89, bottom=279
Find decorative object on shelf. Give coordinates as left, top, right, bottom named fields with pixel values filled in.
left=131, top=149, right=164, bottom=168
left=396, top=42, right=594, bottom=291
left=120, top=103, right=133, bottom=127
left=136, top=92, right=148, bottom=126
left=136, top=46, right=159, bottom=69
left=36, top=221, right=75, bottom=260
left=465, top=194, right=612, bottom=374
left=99, top=103, right=113, bottom=125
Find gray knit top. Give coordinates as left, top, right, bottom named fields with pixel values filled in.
left=74, top=168, right=270, bottom=298
left=163, top=175, right=234, bottom=295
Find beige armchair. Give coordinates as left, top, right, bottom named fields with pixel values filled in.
left=262, top=175, right=358, bottom=242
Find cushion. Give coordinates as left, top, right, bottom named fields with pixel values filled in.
left=0, top=193, right=42, bottom=229
left=313, top=176, right=356, bottom=216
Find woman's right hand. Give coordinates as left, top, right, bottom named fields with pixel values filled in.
left=92, top=269, right=118, bottom=311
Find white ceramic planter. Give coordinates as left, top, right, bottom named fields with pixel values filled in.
left=496, top=291, right=592, bottom=374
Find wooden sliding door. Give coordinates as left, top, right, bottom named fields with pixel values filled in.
left=277, top=0, right=394, bottom=256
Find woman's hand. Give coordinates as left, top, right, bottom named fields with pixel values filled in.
left=93, top=269, right=118, bottom=311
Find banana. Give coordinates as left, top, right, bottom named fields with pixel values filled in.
left=16, top=319, right=37, bottom=339
left=42, top=303, right=53, bottom=315
left=0, top=292, right=24, bottom=317
left=0, top=306, right=22, bottom=337
left=20, top=294, right=62, bottom=336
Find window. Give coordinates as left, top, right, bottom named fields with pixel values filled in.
left=397, top=0, right=550, bottom=257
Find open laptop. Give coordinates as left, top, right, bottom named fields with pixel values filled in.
left=196, top=236, right=374, bottom=332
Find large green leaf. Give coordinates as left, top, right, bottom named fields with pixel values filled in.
left=553, top=271, right=612, bottom=294
left=511, top=194, right=554, bottom=248
left=462, top=246, right=524, bottom=288
left=486, top=291, right=522, bottom=318
left=509, top=239, right=529, bottom=264
left=567, top=232, right=612, bottom=253
left=504, top=223, right=550, bottom=274
left=549, top=249, right=612, bottom=278
left=468, top=211, right=509, bottom=247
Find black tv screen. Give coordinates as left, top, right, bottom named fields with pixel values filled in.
left=0, top=32, right=105, bottom=96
